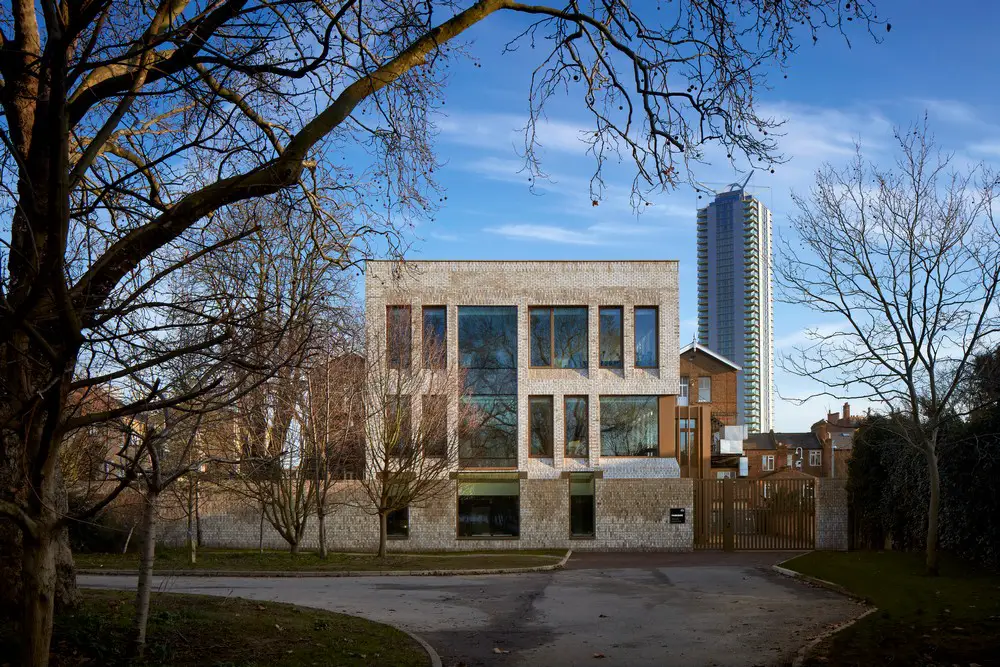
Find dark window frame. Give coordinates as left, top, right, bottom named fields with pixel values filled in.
left=599, top=395, right=660, bottom=457
left=633, top=306, right=659, bottom=369
left=678, top=417, right=697, bottom=477
left=598, top=306, right=624, bottom=369
left=422, top=394, right=448, bottom=458
left=528, top=306, right=589, bottom=369
left=528, top=395, right=554, bottom=458
left=456, top=479, right=521, bottom=539
left=457, top=306, right=518, bottom=468
left=386, top=396, right=412, bottom=456
left=387, top=305, right=412, bottom=370
left=387, top=506, right=409, bottom=539
left=568, top=473, right=596, bottom=539
left=564, top=395, right=589, bottom=458
left=421, top=306, right=447, bottom=369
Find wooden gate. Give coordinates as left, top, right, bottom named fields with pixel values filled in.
left=694, top=478, right=816, bottom=550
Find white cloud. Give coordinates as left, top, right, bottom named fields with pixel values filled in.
left=437, top=111, right=592, bottom=155
left=484, top=221, right=666, bottom=246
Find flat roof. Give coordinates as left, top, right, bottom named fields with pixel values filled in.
left=365, top=259, right=680, bottom=263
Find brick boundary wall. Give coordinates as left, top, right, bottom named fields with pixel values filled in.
left=815, top=478, right=849, bottom=551
left=150, top=478, right=694, bottom=552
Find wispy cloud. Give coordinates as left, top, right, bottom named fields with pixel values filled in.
left=437, top=111, right=592, bottom=155
left=484, top=221, right=666, bottom=246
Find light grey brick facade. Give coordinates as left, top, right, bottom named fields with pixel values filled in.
left=366, top=260, right=682, bottom=477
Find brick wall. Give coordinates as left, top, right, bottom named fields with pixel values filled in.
left=815, top=477, right=849, bottom=550
left=155, top=478, right=694, bottom=552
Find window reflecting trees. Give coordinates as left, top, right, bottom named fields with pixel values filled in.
left=600, top=396, right=659, bottom=456
left=529, top=307, right=588, bottom=368
left=458, top=307, right=517, bottom=466
left=634, top=307, right=658, bottom=368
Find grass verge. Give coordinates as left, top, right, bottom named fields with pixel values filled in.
left=0, top=589, right=428, bottom=666
left=782, top=550, right=1000, bottom=666
left=75, top=546, right=566, bottom=572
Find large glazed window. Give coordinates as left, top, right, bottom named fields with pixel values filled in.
left=422, top=306, right=447, bottom=369
left=529, top=396, right=553, bottom=457
left=569, top=473, right=595, bottom=538
left=458, top=307, right=517, bottom=467
left=458, top=306, right=517, bottom=394
left=634, top=307, right=658, bottom=368
left=387, top=306, right=412, bottom=369
left=457, top=480, right=520, bottom=538
left=599, top=307, right=623, bottom=368
left=600, top=396, right=659, bottom=456
left=459, top=396, right=518, bottom=467
left=564, top=396, right=589, bottom=458
left=529, top=307, right=588, bottom=368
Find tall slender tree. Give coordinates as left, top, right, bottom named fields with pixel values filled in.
left=778, top=122, right=1000, bottom=575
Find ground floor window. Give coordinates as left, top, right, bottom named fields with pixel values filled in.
left=600, top=396, right=659, bottom=456
left=387, top=507, right=409, bottom=539
left=569, top=473, right=595, bottom=538
left=457, top=480, right=520, bottom=538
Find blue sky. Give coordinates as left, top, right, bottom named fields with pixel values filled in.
left=396, top=0, right=1000, bottom=431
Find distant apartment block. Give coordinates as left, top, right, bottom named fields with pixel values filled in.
left=697, top=184, right=774, bottom=434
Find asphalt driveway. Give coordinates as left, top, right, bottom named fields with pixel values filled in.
left=79, top=552, right=861, bottom=667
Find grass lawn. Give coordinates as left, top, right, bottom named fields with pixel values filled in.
left=74, top=546, right=567, bottom=572
left=783, top=550, right=1000, bottom=666
left=0, top=589, right=428, bottom=666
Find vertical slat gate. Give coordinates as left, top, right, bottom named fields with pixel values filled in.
left=694, top=478, right=816, bottom=550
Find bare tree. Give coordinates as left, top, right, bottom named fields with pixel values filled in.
left=0, top=0, right=886, bottom=662
left=777, top=122, right=1000, bottom=575
left=361, top=323, right=464, bottom=558
left=301, top=347, right=365, bottom=558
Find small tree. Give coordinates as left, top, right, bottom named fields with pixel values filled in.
left=778, top=121, right=1000, bottom=574
left=301, top=350, right=364, bottom=558
left=361, top=322, right=464, bottom=558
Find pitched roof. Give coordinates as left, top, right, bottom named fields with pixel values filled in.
left=743, top=432, right=775, bottom=450
left=679, top=342, right=741, bottom=371
left=773, top=432, right=823, bottom=450
left=743, top=431, right=823, bottom=451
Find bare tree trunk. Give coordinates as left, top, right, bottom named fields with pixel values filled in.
left=131, top=492, right=159, bottom=659
left=195, top=481, right=203, bottom=548
left=21, top=526, right=57, bottom=667
left=259, top=503, right=265, bottom=554
left=289, top=539, right=299, bottom=556
left=378, top=512, right=388, bottom=559
left=187, top=481, right=197, bottom=565
left=317, top=506, right=328, bottom=559
left=925, top=445, right=941, bottom=576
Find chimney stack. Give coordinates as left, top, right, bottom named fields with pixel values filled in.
left=842, top=402, right=851, bottom=423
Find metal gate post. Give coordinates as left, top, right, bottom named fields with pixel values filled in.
left=723, top=477, right=735, bottom=552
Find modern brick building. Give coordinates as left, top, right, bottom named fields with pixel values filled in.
left=364, top=260, right=693, bottom=549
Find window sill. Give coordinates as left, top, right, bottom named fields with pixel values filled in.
left=570, top=534, right=596, bottom=540
left=387, top=535, right=409, bottom=540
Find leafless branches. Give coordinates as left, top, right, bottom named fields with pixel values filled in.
left=777, top=120, right=1000, bottom=573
